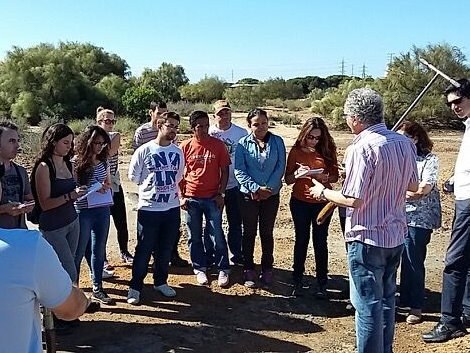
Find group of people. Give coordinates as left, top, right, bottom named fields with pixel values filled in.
left=2, top=79, right=470, bottom=353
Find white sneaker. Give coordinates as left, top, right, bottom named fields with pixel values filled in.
left=102, top=267, right=114, bottom=279
left=194, top=270, right=208, bottom=285
left=154, top=284, right=176, bottom=298
left=218, top=270, right=230, bottom=287
left=127, top=288, right=140, bottom=305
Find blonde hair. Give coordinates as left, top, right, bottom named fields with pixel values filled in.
left=96, top=106, right=115, bottom=122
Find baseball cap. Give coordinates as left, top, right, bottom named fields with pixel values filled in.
left=214, top=100, right=231, bottom=115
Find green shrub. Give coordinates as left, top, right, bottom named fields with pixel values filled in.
left=168, top=101, right=212, bottom=117
left=270, top=113, right=301, bottom=126
left=115, top=116, right=139, bottom=136
left=68, top=119, right=95, bottom=135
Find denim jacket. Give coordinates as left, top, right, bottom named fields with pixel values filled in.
left=234, top=132, right=286, bottom=195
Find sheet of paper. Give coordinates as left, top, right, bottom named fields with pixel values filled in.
left=87, top=188, right=113, bottom=208
left=77, top=182, right=103, bottom=201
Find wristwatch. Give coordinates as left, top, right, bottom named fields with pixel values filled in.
left=320, top=187, right=326, bottom=200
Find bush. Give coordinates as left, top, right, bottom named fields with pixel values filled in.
left=168, top=101, right=212, bottom=117
left=115, top=116, right=139, bottom=136
left=270, top=113, right=301, bottom=126
left=67, top=118, right=95, bottom=135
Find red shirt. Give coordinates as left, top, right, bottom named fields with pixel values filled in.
left=180, top=136, right=231, bottom=198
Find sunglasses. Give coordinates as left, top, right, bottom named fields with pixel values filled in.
left=102, top=119, right=116, bottom=125
left=306, top=134, right=321, bottom=140
left=446, top=97, right=464, bottom=107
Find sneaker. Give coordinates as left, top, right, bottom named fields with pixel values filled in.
left=422, top=322, right=467, bottom=343
left=154, top=284, right=176, bottom=297
left=92, top=289, right=115, bottom=305
left=102, top=267, right=115, bottom=279
left=314, top=285, right=328, bottom=300
left=243, top=269, right=257, bottom=288
left=406, top=309, right=423, bottom=325
left=120, top=252, right=134, bottom=265
left=171, top=255, right=190, bottom=267
left=260, top=269, right=273, bottom=285
left=218, top=271, right=230, bottom=287
left=103, top=261, right=115, bottom=271
left=127, top=288, right=140, bottom=305
left=195, top=270, right=208, bottom=285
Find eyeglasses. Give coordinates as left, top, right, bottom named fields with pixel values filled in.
left=102, top=119, right=116, bottom=125
left=446, top=97, right=464, bottom=107
left=306, top=134, right=321, bottom=140
left=92, top=141, right=107, bottom=147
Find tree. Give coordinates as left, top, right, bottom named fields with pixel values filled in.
left=96, top=74, right=129, bottom=113
left=223, top=86, right=264, bottom=111
left=381, top=43, right=470, bottom=128
left=179, top=76, right=226, bottom=103
left=236, top=78, right=260, bottom=85
left=0, top=42, right=130, bottom=124
left=139, top=63, right=188, bottom=102
left=122, top=84, right=162, bottom=122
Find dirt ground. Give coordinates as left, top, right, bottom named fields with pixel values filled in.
left=40, top=118, right=470, bottom=353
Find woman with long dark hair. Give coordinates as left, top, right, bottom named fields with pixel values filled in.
left=31, top=123, right=86, bottom=284
left=397, top=121, right=441, bottom=324
left=285, top=117, right=339, bottom=298
left=73, top=125, right=114, bottom=305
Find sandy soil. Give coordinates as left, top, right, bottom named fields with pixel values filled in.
left=41, top=118, right=470, bottom=353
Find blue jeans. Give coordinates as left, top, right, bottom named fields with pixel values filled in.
left=129, top=208, right=180, bottom=291
left=203, top=187, right=243, bottom=264
left=75, top=207, right=110, bottom=290
left=399, top=226, right=432, bottom=310
left=348, top=241, right=403, bottom=353
left=441, top=198, right=470, bottom=326
left=290, top=197, right=332, bottom=286
left=184, top=197, right=229, bottom=271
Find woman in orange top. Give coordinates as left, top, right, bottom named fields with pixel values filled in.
left=285, top=117, right=338, bottom=298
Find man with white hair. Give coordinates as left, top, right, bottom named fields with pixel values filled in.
left=310, top=88, right=418, bottom=353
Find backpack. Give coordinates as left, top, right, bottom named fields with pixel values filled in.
left=28, top=159, right=73, bottom=225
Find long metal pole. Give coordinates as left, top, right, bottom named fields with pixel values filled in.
left=391, top=72, right=440, bottom=131
left=419, top=58, right=461, bottom=88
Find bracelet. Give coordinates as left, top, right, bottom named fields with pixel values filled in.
left=320, top=187, right=327, bottom=200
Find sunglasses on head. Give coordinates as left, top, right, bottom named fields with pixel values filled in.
left=446, top=97, right=464, bottom=107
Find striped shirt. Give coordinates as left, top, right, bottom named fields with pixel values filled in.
left=108, top=132, right=119, bottom=176
left=132, top=122, right=157, bottom=150
left=74, top=161, right=109, bottom=210
left=342, top=123, right=418, bottom=248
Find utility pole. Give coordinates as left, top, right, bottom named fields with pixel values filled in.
left=341, top=58, right=345, bottom=75
left=231, top=69, right=234, bottom=83
left=362, top=64, right=367, bottom=79
left=388, top=53, right=394, bottom=66
left=351, top=64, right=354, bottom=76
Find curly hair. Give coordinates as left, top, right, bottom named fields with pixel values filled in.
left=74, top=125, right=110, bottom=185
left=294, top=117, right=337, bottom=169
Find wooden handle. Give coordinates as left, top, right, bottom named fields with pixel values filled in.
left=316, top=202, right=337, bottom=225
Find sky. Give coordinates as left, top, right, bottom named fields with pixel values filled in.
left=0, top=0, right=468, bottom=83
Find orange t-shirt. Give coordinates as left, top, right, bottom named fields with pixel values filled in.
left=286, top=147, right=338, bottom=203
left=180, top=136, right=231, bottom=198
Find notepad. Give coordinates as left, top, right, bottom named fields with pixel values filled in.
left=87, top=188, right=113, bottom=208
